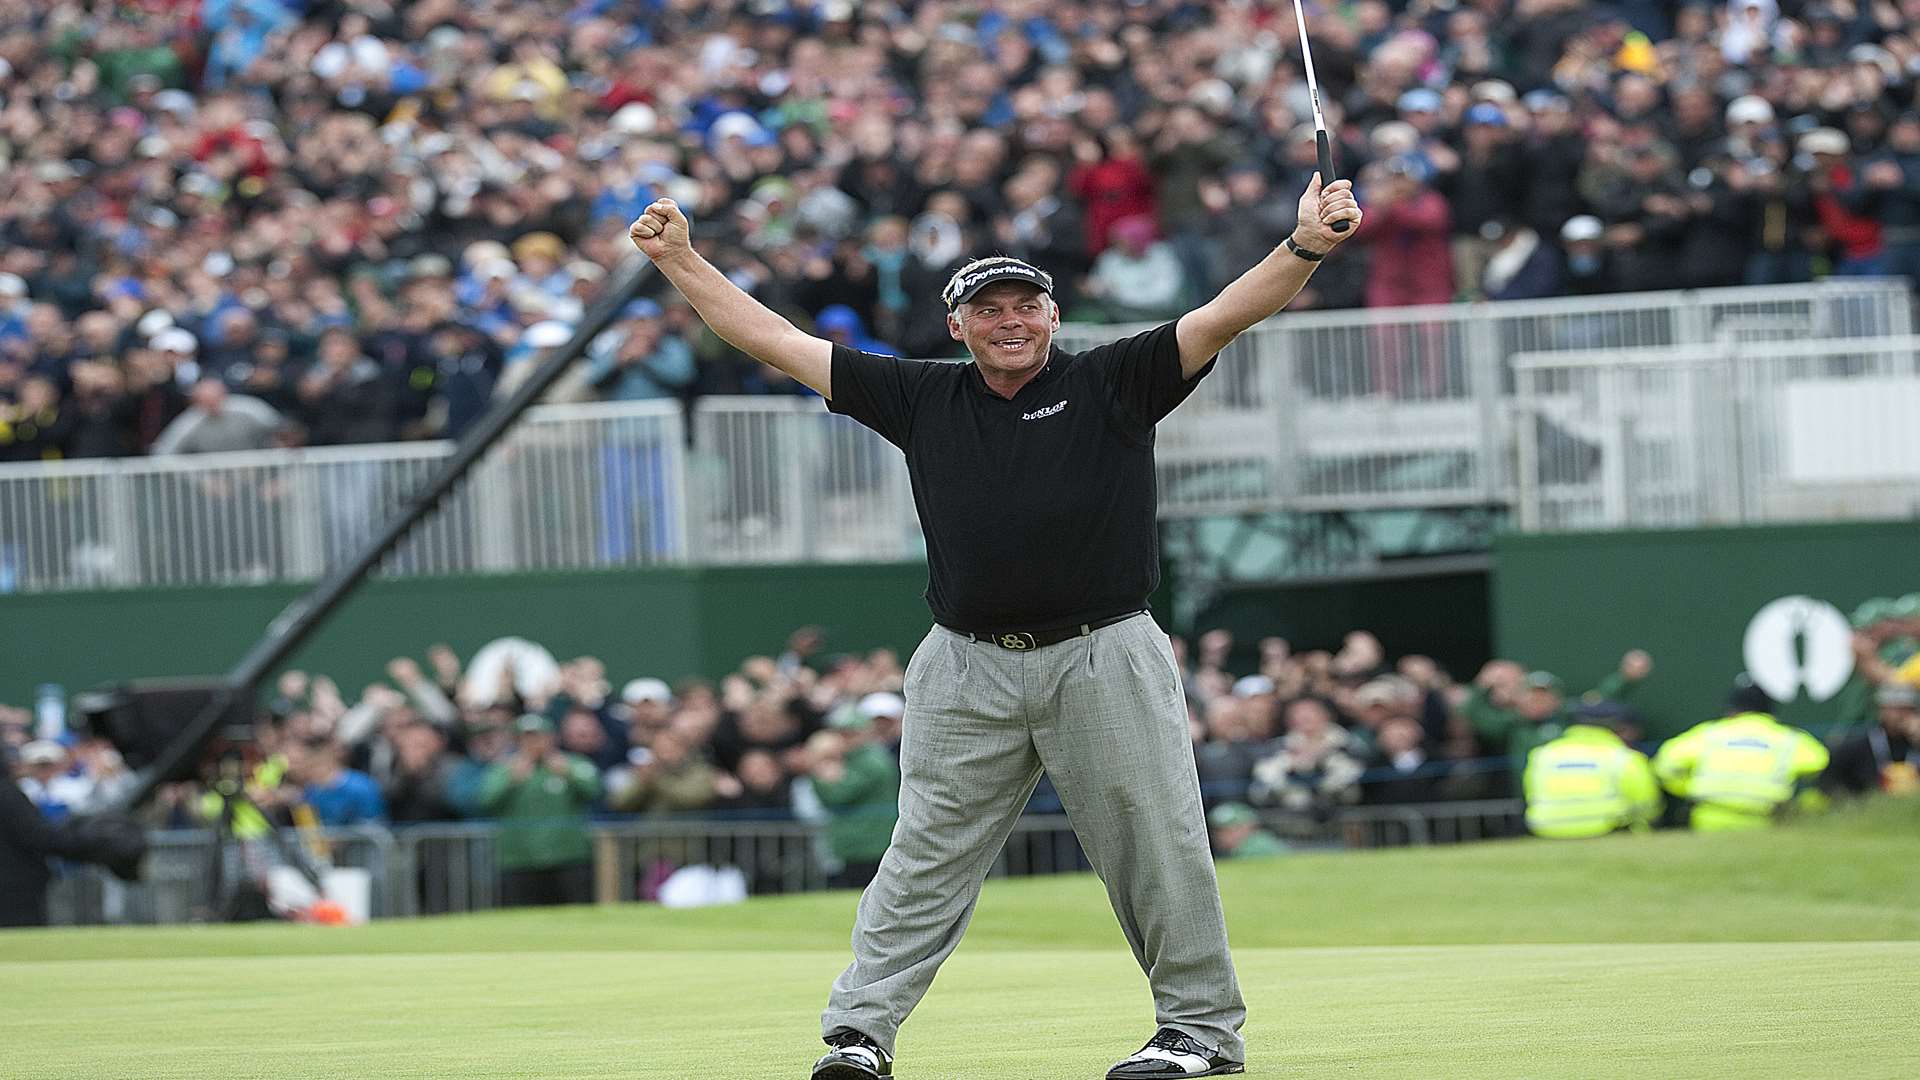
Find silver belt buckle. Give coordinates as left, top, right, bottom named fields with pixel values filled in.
left=994, top=632, right=1037, bottom=651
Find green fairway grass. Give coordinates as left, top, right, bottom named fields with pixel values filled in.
left=3, top=800, right=1917, bottom=1079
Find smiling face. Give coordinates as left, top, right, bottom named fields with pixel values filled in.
left=947, top=281, right=1059, bottom=385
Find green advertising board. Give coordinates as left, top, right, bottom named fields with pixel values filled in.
left=0, top=563, right=935, bottom=709
left=1493, top=521, right=1918, bottom=739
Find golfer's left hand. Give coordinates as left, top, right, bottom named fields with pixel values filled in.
left=1294, top=174, right=1362, bottom=252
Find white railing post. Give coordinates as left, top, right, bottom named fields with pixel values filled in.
left=663, top=408, right=691, bottom=564
left=1466, top=305, right=1505, bottom=502
left=285, top=456, right=326, bottom=580
left=1513, top=367, right=1541, bottom=531
left=1598, top=366, right=1631, bottom=527
left=1674, top=290, right=1714, bottom=347
left=1263, top=324, right=1302, bottom=504
left=780, top=405, right=813, bottom=562
left=101, top=468, right=138, bottom=588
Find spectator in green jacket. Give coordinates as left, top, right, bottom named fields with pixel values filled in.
left=609, top=725, right=716, bottom=815
left=477, top=714, right=601, bottom=908
left=1208, top=802, right=1289, bottom=860
left=806, top=705, right=901, bottom=889
left=1466, top=650, right=1652, bottom=790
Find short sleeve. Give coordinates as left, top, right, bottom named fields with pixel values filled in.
left=1083, top=321, right=1213, bottom=430
left=827, top=344, right=933, bottom=449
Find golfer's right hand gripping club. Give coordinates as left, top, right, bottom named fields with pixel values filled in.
left=1292, top=0, right=1349, bottom=233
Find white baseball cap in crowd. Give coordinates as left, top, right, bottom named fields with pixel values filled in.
left=152, top=327, right=199, bottom=354
left=0, top=272, right=26, bottom=298
left=1798, top=127, right=1850, bottom=156
left=137, top=309, right=176, bottom=339
left=463, top=240, right=511, bottom=268
left=621, top=678, right=674, bottom=706
left=1560, top=215, right=1605, bottom=243
left=1471, top=79, right=1518, bottom=104
left=151, top=89, right=197, bottom=116
left=1725, top=95, right=1775, bottom=126
left=1232, top=674, right=1277, bottom=698
left=1353, top=680, right=1402, bottom=708
left=708, top=111, right=768, bottom=146
left=20, top=740, right=67, bottom=765
left=520, top=320, right=573, bottom=350
left=858, top=692, right=906, bottom=720
left=610, top=102, right=658, bottom=135
left=474, top=258, right=516, bottom=282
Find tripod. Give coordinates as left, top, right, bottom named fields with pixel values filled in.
left=201, top=760, right=326, bottom=922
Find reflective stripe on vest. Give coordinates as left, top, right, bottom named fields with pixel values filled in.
left=1687, top=731, right=1797, bottom=812
left=1526, top=742, right=1631, bottom=836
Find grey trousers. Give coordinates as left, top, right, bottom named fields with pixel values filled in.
left=821, top=614, right=1246, bottom=1059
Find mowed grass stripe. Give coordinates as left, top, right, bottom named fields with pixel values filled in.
left=2, top=802, right=1914, bottom=1077
left=3, top=945, right=1916, bottom=1079
left=6, top=800, right=1919, bottom=964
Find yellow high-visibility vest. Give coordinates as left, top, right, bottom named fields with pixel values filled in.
left=196, top=755, right=288, bottom=839
left=1524, top=725, right=1661, bottom=838
left=1652, top=713, right=1829, bottom=831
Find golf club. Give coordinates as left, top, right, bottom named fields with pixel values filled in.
left=1290, top=0, right=1349, bottom=232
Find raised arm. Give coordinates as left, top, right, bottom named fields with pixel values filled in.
left=628, top=198, right=833, bottom=397
left=1174, top=175, right=1362, bottom=378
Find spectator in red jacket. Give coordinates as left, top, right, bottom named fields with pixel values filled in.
left=1355, top=156, right=1456, bottom=396
left=1804, top=128, right=1886, bottom=275
left=1067, top=128, right=1157, bottom=258
left=1357, top=156, right=1456, bottom=308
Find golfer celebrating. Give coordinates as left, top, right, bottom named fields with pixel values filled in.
left=630, top=174, right=1360, bottom=1079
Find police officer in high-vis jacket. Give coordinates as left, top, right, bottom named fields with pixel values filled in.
left=1523, top=702, right=1662, bottom=838
left=1652, top=676, right=1830, bottom=832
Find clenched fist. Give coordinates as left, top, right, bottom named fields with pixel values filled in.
left=1293, top=175, right=1362, bottom=253
left=629, top=198, right=691, bottom=261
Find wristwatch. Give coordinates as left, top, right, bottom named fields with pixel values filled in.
left=1283, top=235, right=1325, bottom=262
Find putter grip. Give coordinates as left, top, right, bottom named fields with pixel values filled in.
left=1316, top=128, right=1349, bottom=233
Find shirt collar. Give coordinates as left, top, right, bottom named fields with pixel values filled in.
left=967, top=346, right=1063, bottom=398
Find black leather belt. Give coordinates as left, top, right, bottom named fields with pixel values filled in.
left=948, top=611, right=1143, bottom=651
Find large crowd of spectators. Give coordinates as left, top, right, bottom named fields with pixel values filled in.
left=9, top=593, right=1915, bottom=905
left=4, top=0, right=1920, bottom=464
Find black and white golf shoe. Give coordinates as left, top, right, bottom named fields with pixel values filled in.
left=811, top=1029, right=892, bottom=1079
left=1106, top=1027, right=1245, bottom=1078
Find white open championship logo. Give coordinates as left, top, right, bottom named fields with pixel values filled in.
left=1741, top=595, right=1854, bottom=704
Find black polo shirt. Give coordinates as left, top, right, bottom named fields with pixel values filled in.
left=827, top=321, right=1213, bottom=630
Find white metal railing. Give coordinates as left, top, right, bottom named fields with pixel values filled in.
left=0, top=401, right=689, bottom=592
left=688, top=398, right=921, bottom=564
left=0, top=282, right=1912, bottom=592
left=1057, top=278, right=1913, bottom=517
left=1512, top=335, right=1920, bottom=530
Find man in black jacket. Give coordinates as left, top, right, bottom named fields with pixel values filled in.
left=1823, top=684, right=1919, bottom=798
left=297, top=327, right=397, bottom=445
left=1848, top=113, right=1920, bottom=290
left=2, top=771, right=147, bottom=927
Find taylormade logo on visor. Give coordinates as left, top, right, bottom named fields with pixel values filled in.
left=944, top=259, right=1054, bottom=306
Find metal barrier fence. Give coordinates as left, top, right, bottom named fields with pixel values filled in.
left=1513, top=335, right=1920, bottom=530
left=0, top=282, right=1910, bottom=592
left=44, top=825, right=395, bottom=926
left=44, top=800, right=1525, bottom=925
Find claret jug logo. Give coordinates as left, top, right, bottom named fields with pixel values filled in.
left=1742, top=596, right=1854, bottom=704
